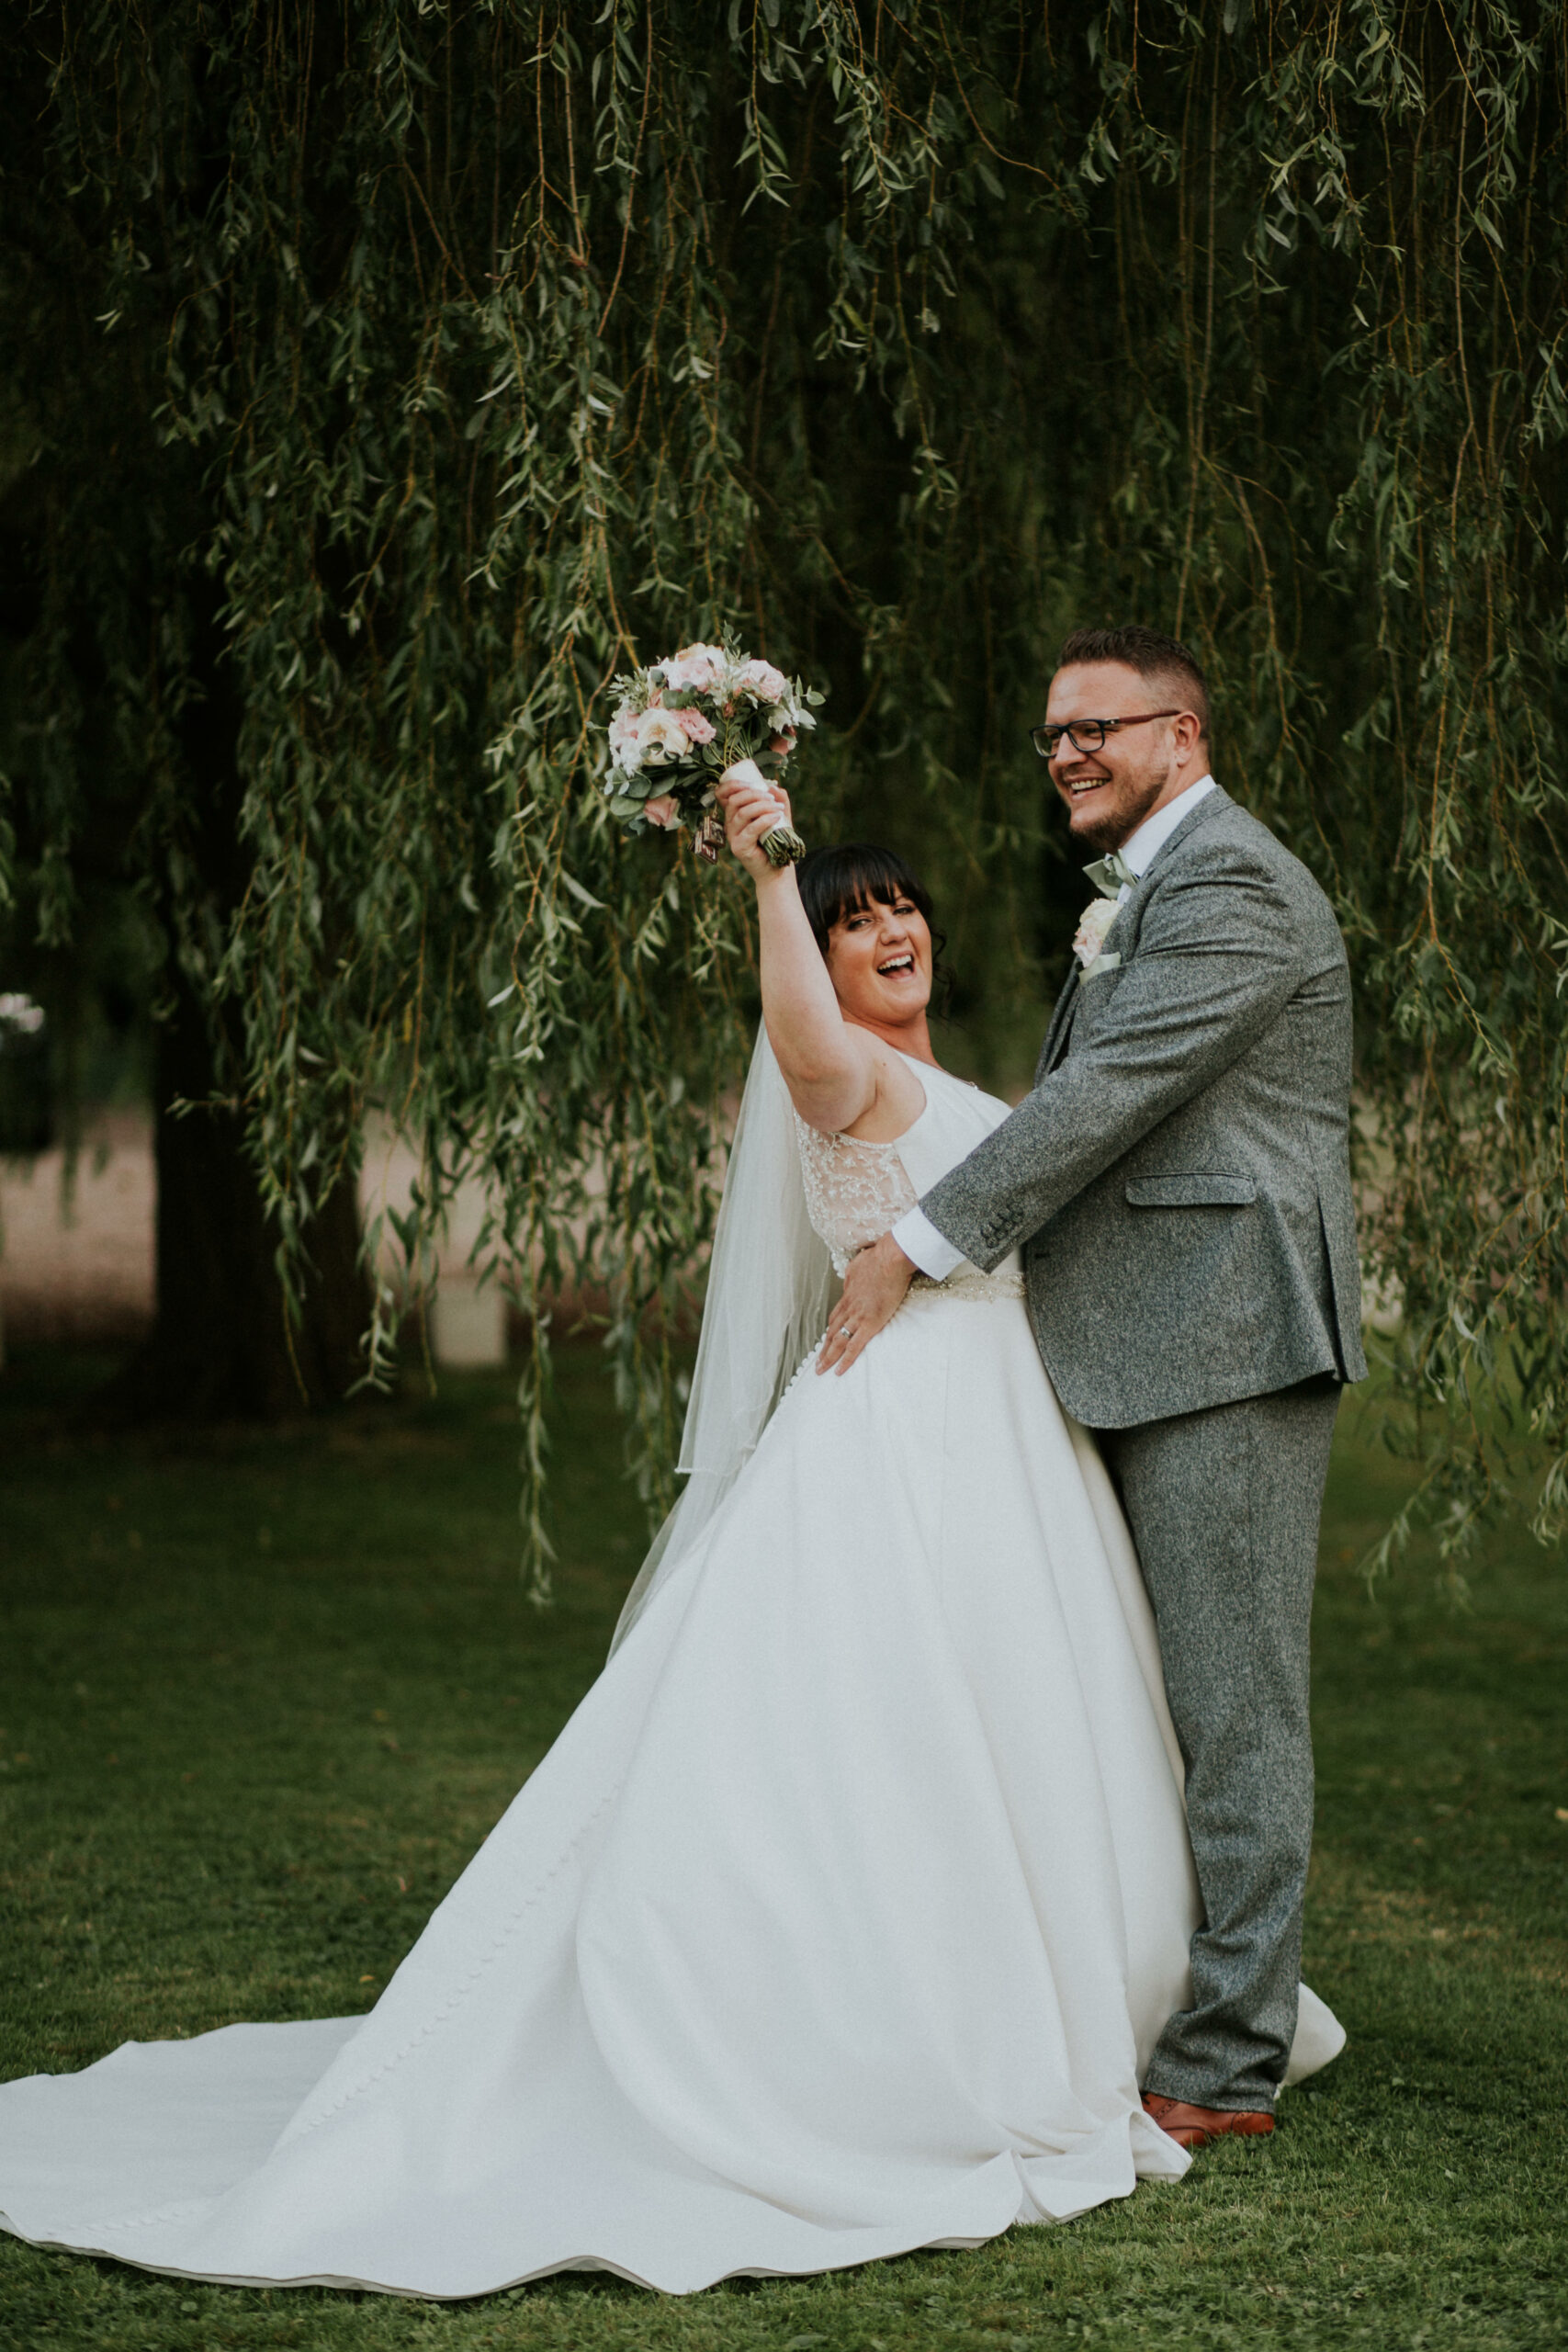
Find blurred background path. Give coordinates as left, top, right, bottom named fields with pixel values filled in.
left=1, top=1119, right=509, bottom=1368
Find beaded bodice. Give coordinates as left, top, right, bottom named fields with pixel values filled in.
left=793, top=1116, right=918, bottom=1278
left=790, top=1057, right=1026, bottom=1302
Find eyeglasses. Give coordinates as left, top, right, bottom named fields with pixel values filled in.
left=1029, top=710, right=1183, bottom=760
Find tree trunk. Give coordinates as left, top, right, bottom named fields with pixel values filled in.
left=95, top=973, right=370, bottom=1422
left=90, top=576, right=372, bottom=1424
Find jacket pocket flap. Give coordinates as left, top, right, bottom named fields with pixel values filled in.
left=1125, top=1173, right=1258, bottom=1207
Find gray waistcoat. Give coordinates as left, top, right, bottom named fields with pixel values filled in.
left=919, top=786, right=1367, bottom=1428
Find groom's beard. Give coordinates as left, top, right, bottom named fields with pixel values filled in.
left=1070, top=803, right=1133, bottom=854
left=1064, top=757, right=1174, bottom=854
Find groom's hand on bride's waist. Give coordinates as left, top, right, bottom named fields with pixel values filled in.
left=818, top=1233, right=917, bottom=1375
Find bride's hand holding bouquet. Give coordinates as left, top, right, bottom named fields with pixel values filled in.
left=716, top=763, right=798, bottom=883
left=599, top=636, right=822, bottom=865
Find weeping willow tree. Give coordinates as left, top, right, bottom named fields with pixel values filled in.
left=2, top=1, right=1564, bottom=1587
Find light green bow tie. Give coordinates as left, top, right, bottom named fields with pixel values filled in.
left=1082, top=850, right=1138, bottom=900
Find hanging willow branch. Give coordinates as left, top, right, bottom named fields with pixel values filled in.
left=3, top=0, right=1565, bottom=1591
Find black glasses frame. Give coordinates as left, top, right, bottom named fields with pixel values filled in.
left=1029, top=709, right=1184, bottom=760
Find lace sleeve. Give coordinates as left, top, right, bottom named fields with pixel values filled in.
left=792, top=1112, right=918, bottom=1277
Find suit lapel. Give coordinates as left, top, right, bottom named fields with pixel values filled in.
left=1037, top=968, right=1079, bottom=1080
left=1032, top=787, right=1235, bottom=1082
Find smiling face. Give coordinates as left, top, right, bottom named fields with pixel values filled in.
left=823, top=889, right=934, bottom=1031
left=1045, top=659, right=1206, bottom=854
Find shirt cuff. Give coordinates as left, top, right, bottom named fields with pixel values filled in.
left=891, top=1206, right=967, bottom=1283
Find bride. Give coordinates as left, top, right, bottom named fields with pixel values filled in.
left=0, top=775, right=1342, bottom=2300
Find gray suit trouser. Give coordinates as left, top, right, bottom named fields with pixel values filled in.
left=1098, top=1374, right=1341, bottom=2111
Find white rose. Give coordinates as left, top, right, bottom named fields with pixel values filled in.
left=637, top=707, right=694, bottom=764
left=1072, top=899, right=1120, bottom=968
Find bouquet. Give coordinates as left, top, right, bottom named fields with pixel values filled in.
left=601, top=638, right=824, bottom=865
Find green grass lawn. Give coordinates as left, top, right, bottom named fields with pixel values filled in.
left=1, top=1344, right=1564, bottom=2352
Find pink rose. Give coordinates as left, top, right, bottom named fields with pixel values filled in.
left=677, top=707, right=716, bottom=744
left=739, top=658, right=789, bottom=707
left=660, top=641, right=727, bottom=695
left=609, top=706, right=646, bottom=772
left=769, top=730, right=796, bottom=756
left=642, top=795, right=681, bottom=830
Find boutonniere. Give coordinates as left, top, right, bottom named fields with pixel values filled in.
left=1072, top=899, right=1120, bottom=969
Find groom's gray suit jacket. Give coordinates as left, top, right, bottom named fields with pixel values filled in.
left=919, top=785, right=1367, bottom=1428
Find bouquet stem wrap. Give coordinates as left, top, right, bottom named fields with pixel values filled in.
left=714, top=752, right=805, bottom=868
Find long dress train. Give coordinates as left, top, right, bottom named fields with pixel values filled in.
left=0, top=1055, right=1343, bottom=2296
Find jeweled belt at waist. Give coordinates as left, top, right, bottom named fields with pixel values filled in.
left=907, top=1266, right=1026, bottom=1304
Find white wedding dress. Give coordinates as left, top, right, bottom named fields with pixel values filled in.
left=0, top=1052, right=1343, bottom=2298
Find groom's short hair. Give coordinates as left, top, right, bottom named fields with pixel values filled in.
left=1058, top=625, right=1210, bottom=741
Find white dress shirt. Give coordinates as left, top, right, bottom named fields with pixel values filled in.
left=891, top=775, right=1217, bottom=1281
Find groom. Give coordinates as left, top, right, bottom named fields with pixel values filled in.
left=825, top=623, right=1366, bottom=2150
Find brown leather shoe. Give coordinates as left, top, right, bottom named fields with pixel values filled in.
left=1142, top=2092, right=1275, bottom=2151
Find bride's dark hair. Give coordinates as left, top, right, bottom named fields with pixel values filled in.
left=795, top=842, right=954, bottom=1013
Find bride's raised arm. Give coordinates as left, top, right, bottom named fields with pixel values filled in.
left=717, top=766, right=880, bottom=1136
